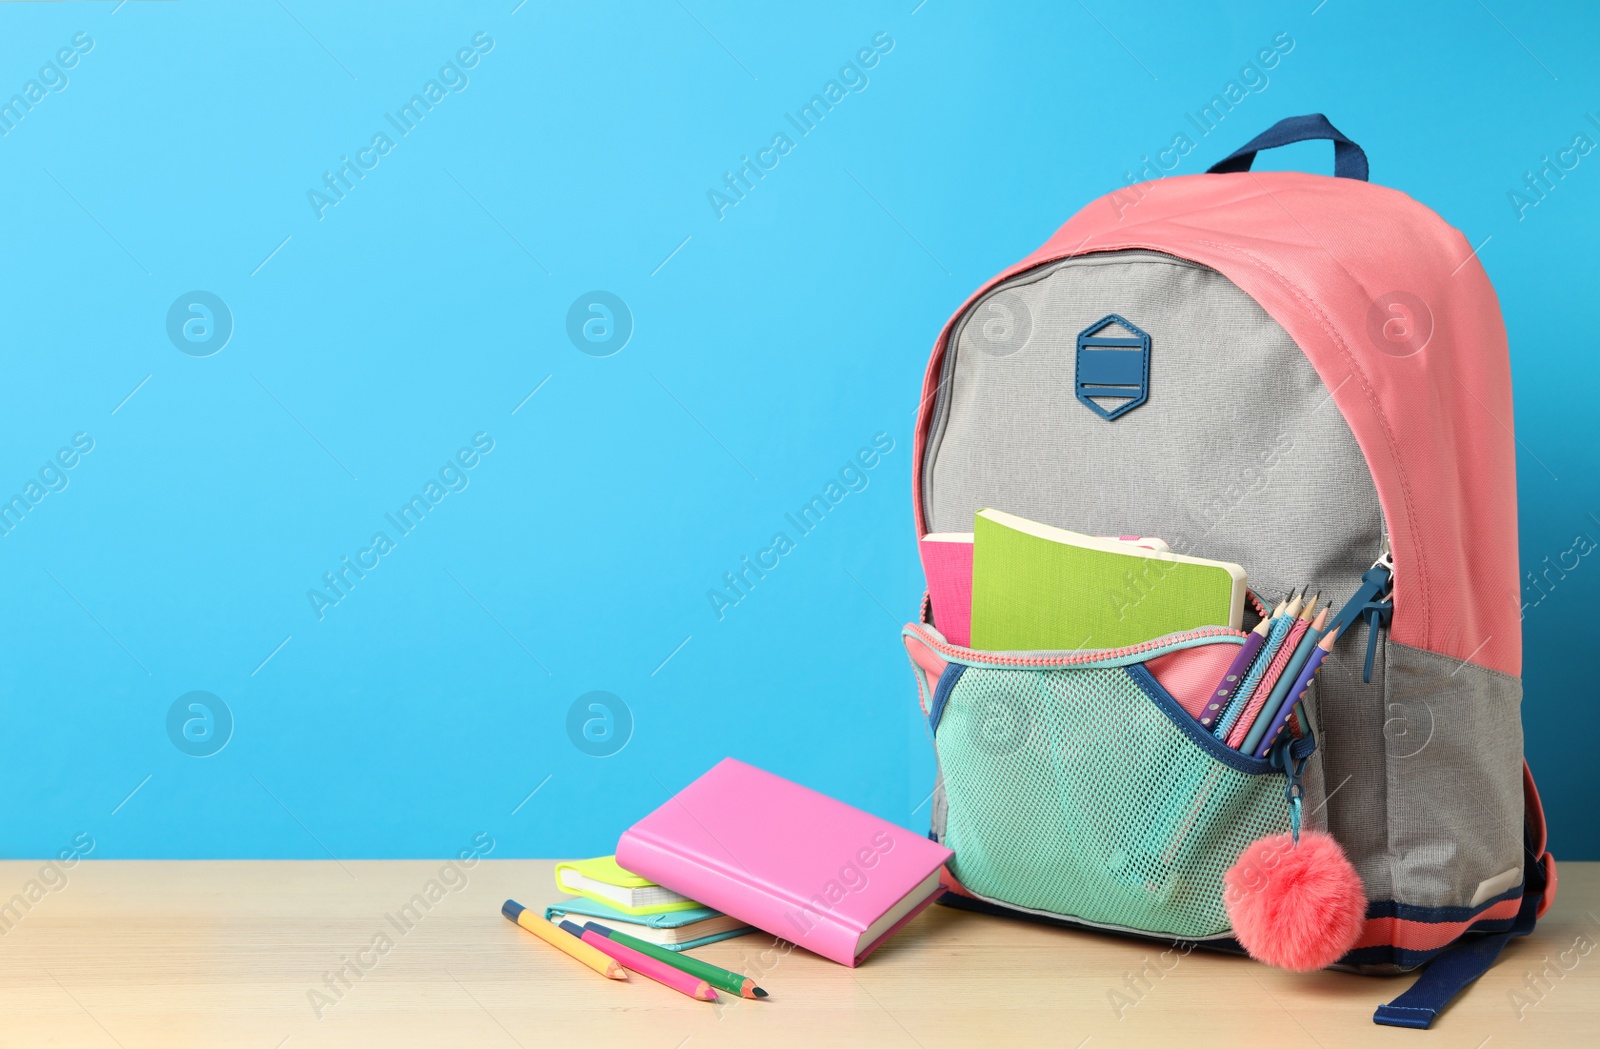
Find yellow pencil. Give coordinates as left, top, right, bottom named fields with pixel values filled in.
left=1299, top=590, right=1321, bottom=621
left=502, top=900, right=628, bottom=979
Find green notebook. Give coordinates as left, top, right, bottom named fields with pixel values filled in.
left=542, top=897, right=753, bottom=951
left=969, top=508, right=1246, bottom=650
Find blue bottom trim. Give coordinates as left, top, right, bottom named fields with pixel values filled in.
left=935, top=890, right=1242, bottom=956
left=1344, top=883, right=1526, bottom=970
left=1344, top=917, right=1519, bottom=971
left=1365, top=884, right=1523, bottom=923
left=935, top=885, right=1531, bottom=978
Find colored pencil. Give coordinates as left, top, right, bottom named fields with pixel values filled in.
left=1198, top=613, right=1273, bottom=730
left=1301, top=591, right=1320, bottom=620
left=1283, top=593, right=1330, bottom=738
left=1226, top=593, right=1315, bottom=750
left=1286, top=704, right=1306, bottom=739
left=559, top=920, right=718, bottom=1001
left=1281, top=594, right=1320, bottom=738
left=1235, top=600, right=1319, bottom=750
left=501, top=900, right=628, bottom=980
left=1243, top=608, right=1329, bottom=755
left=1214, top=591, right=1300, bottom=740
left=585, top=921, right=767, bottom=999
left=1255, top=625, right=1339, bottom=757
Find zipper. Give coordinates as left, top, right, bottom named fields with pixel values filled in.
left=914, top=560, right=1392, bottom=679
left=1325, top=556, right=1394, bottom=683
left=902, top=622, right=1245, bottom=671
left=1269, top=733, right=1314, bottom=843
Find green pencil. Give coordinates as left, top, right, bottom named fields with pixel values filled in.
left=584, top=921, right=767, bottom=999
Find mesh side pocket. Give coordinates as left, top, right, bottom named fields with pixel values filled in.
left=937, top=662, right=1289, bottom=939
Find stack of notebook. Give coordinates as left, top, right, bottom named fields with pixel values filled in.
left=919, top=511, right=1240, bottom=649
left=545, top=855, right=753, bottom=951
left=616, top=758, right=954, bottom=967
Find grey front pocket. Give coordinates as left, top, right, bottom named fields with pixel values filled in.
left=1383, top=640, right=1525, bottom=909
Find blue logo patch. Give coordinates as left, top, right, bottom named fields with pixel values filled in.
left=1075, top=314, right=1150, bottom=421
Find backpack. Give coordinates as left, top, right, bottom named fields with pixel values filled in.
left=901, top=115, right=1554, bottom=1029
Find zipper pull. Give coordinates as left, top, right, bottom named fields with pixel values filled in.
left=1269, top=737, right=1309, bottom=844
left=1326, top=558, right=1394, bottom=684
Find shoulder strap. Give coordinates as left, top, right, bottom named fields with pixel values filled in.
left=1373, top=826, right=1549, bottom=1029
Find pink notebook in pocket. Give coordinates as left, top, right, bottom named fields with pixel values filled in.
left=919, top=533, right=975, bottom=645
left=616, top=758, right=952, bottom=967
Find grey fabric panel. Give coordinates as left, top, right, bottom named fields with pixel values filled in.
left=1293, top=677, right=1329, bottom=837
left=922, top=249, right=1391, bottom=896
left=1304, top=624, right=1393, bottom=902
left=925, top=251, right=1381, bottom=605
left=1384, top=641, right=1524, bottom=907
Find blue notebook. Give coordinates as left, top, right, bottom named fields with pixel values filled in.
left=542, top=897, right=753, bottom=951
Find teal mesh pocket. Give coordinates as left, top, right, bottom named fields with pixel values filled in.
left=936, top=658, right=1290, bottom=939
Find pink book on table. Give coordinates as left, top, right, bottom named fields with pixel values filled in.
left=615, top=758, right=953, bottom=968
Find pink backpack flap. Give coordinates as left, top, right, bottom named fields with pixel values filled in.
left=908, top=115, right=1551, bottom=1029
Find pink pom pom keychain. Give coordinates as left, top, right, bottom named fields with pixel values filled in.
left=1224, top=740, right=1366, bottom=972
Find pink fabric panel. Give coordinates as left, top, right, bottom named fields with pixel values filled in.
left=1144, top=644, right=1241, bottom=720
left=1525, top=762, right=1555, bottom=917
left=913, top=171, right=1519, bottom=675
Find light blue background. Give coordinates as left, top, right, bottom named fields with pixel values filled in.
left=2, top=1, right=1595, bottom=861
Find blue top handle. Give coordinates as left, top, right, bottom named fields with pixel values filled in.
left=1206, top=113, right=1369, bottom=181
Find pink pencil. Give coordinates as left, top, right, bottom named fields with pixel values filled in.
left=558, top=921, right=718, bottom=1002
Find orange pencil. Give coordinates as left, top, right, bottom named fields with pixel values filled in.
left=1299, top=590, right=1321, bottom=621
left=502, top=900, right=627, bottom=980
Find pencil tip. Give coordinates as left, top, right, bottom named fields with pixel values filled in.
left=753, top=987, right=769, bottom=998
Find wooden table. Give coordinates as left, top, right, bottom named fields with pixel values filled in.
left=2, top=860, right=1593, bottom=1047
